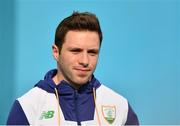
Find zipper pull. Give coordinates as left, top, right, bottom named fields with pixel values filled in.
left=75, top=90, right=79, bottom=99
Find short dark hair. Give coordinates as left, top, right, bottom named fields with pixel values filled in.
left=55, top=12, right=103, bottom=50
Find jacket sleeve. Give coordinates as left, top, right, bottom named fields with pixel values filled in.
left=6, top=100, right=29, bottom=125
left=125, top=103, right=139, bottom=125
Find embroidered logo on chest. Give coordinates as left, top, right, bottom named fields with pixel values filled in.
left=39, top=110, right=55, bottom=120
left=102, top=105, right=116, bottom=124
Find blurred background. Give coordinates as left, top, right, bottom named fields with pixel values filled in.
left=0, top=0, right=179, bottom=124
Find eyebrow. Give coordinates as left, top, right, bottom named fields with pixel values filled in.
left=68, top=47, right=99, bottom=52
left=88, top=48, right=99, bottom=53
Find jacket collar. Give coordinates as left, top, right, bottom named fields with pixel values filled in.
left=35, top=69, right=101, bottom=94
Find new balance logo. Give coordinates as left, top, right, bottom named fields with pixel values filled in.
left=39, top=110, right=54, bottom=120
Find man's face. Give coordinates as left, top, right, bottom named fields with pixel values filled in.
left=54, top=30, right=100, bottom=87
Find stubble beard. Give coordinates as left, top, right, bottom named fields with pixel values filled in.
left=58, top=67, right=92, bottom=89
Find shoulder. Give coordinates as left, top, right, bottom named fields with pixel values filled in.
left=7, top=87, right=48, bottom=125
left=96, top=84, right=129, bottom=124
left=18, top=87, right=47, bottom=104
left=17, top=87, right=48, bottom=111
left=96, top=84, right=128, bottom=113
left=96, top=84, right=139, bottom=125
left=97, top=84, right=128, bottom=104
left=17, top=87, right=50, bottom=124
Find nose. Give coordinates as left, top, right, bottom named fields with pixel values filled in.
left=79, top=52, right=89, bottom=67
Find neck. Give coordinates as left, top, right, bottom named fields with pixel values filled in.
left=52, top=69, right=92, bottom=89
left=52, top=70, right=63, bottom=85
left=52, top=70, right=80, bottom=89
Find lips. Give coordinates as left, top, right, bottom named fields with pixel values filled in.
left=73, top=67, right=91, bottom=76
left=73, top=67, right=91, bottom=71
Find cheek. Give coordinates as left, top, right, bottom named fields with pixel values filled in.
left=60, top=53, right=77, bottom=65
left=90, top=57, right=98, bottom=67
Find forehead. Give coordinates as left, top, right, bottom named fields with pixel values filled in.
left=63, top=30, right=100, bottom=48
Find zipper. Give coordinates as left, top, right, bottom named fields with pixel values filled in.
left=55, top=88, right=60, bottom=126
left=74, top=90, right=81, bottom=126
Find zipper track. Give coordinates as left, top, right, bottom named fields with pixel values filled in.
left=74, top=90, right=81, bottom=126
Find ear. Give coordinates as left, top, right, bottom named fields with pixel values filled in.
left=52, top=44, right=60, bottom=61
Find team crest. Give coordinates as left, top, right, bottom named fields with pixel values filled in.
left=102, top=105, right=116, bottom=124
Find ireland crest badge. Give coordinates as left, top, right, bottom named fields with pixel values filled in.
left=102, top=105, right=116, bottom=124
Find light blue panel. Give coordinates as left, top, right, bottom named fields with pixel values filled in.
left=0, top=0, right=15, bottom=124
left=4, top=0, right=179, bottom=124
left=178, top=1, right=180, bottom=124
left=94, top=0, right=179, bottom=124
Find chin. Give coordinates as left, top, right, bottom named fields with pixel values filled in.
left=76, top=80, right=88, bottom=85
left=75, top=78, right=90, bottom=85
left=72, top=75, right=92, bottom=85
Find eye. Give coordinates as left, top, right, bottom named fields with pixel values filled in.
left=88, top=50, right=99, bottom=56
left=70, top=48, right=82, bottom=54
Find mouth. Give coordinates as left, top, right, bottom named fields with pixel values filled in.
left=73, top=66, right=91, bottom=71
left=73, top=67, right=91, bottom=76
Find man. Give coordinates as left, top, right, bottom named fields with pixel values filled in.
left=7, top=12, right=139, bottom=125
